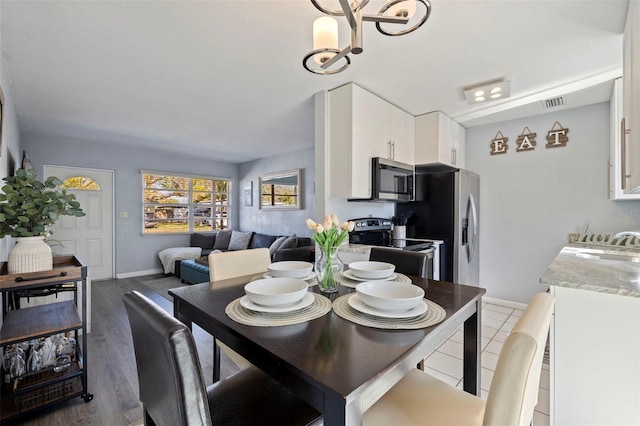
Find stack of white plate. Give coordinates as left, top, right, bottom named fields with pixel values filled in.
left=265, top=261, right=315, bottom=280
left=241, top=278, right=312, bottom=313
left=349, top=281, right=427, bottom=319
left=343, top=261, right=397, bottom=282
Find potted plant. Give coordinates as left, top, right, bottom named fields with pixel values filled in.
left=0, top=168, right=86, bottom=273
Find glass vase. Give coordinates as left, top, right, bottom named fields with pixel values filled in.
left=315, top=246, right=343, bottom=293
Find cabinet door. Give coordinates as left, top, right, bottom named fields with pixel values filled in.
left=610, top=78, right=640, bottom=199
left=624, top=0, right=640, bottom=193
left=388, top=107, right=415, bottom=165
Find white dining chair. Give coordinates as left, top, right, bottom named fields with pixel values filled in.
left=363, top=292, right=554, bottom=426
left=208, top=248, right=272, bottom=370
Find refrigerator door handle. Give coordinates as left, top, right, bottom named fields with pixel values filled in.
left=466, top=193, right=479, bottom=262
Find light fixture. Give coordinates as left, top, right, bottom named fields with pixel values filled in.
left=463, top=80, right=511, bottom=105
left=303, top=0, right=432, bottom=75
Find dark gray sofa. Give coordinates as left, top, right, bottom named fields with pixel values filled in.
left=173, top=231, right=314, bottom=278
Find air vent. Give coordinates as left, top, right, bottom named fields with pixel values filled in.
left=541, top=96, right=565, bottom=109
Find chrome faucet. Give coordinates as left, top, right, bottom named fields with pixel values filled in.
left=613, top=231, right=640, bottom=239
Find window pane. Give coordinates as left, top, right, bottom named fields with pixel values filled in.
left=193, top=192, right=213, bottom=204
left=144, top=174, right=189, bottom=190
left=145, top=206, right=188, bottom=219
left=144, top=190, right=188, bottom=204
left=193, top=179, right=213, bottom=191
left=215, top=180, right=228, bottom=193
left=215, top=193, right=228, bottom=204
left=61, top=176, right=100, bottom=190
left=274, top=195, right=297, bottom=206
left=144, top=220, right=189, bottom=233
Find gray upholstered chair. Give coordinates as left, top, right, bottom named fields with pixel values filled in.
left=123, top=290, right=321, bottom=426
left=369, top=247, right=431, bottom=278
left=363, top=292, right=554, bottom=426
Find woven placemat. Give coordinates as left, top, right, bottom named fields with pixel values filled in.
left=332, top=293, right=446, bottom=330
left=339, top=272, right=411, bottom=289
left=226, top=293, right=332, bottom=327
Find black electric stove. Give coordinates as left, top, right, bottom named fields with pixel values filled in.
left=348, top=218, right=433, bottom=252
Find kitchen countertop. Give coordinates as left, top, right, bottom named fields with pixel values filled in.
left=540, top=244, right=640, bottom=298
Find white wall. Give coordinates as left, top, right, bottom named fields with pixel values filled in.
left=0, top=26, right=23, bottom=262
left=238, top=147, right=315, bottom=237
left=466, top=102, right=640, bottom=303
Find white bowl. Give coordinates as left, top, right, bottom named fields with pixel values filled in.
left=348, top=261, right=396, bottom=280
left=267, top=261, right=314, bottom=279
left=244, top=278, right=309, bottom=307
left=356, top=281, right=424, bottom=312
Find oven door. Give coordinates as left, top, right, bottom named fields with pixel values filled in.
left=372, top=157, right=415, bottom=201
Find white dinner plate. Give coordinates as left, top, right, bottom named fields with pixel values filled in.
left=240, top=292, right=314, bottom=313
left=342, top=270, right=397, bottom=282
left=348, top=294, right=428, bottom=319
left=264, top=272, right=316, bottom=281
left=340, top=272, right=410, bottom=289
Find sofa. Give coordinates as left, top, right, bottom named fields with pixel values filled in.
left=174, top=230, right=315, bottom=284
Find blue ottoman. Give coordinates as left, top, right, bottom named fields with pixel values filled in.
left=180, top=259, right=210, bottom=284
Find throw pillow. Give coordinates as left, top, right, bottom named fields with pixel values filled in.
left=190, top=233, right=216, bottom=250
left=277, top=235, right=298, bottom=251
left=268, top=236, right=287, bottom=257
left=213, top=230, right=233, bottom=250
left=250, top=233, right=277, bottom=249
left=228, top=231, right=253, bottom=251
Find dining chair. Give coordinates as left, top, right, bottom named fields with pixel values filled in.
left=207, top=247, right=272, bottom=370
left=363, top=292, right=554, bottom=426
left=123, top=290, right=321, bottom=426
left=369, top=247, right=431, bottom=278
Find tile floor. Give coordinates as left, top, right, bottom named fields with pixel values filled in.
left=423, top=300, right=550, bottom=426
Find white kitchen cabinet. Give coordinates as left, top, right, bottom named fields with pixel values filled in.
left=609, top=78, right=640, bottom=199
left=622, top=0, right=640, bottom=194
left=414, top=111, right=465, bottom=168
left=550, top=286, right=640, bottom=426
left=328, top=83, right=415, bottom=199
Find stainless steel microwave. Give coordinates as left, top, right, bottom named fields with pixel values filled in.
left=350, top=157, right=415, bottom=202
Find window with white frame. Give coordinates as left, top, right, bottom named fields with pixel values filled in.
left=142, top=171, right=230, bottom=234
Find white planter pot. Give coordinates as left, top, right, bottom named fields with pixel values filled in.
left=8, top=236, right=53, bottom=274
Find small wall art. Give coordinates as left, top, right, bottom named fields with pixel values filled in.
left=490, top=131, right=508, bottom=155
left=516, top=127, right=536, bottom=152
left=546, top=121, right=569, bottom=148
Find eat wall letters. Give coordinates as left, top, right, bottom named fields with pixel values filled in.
left=490, top=122, right=569, bottom=156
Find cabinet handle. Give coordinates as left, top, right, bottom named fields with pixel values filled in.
left=14, top=271, right=68, bottom=283
left=392, top=141, right=395, bottom=159
left=388, top=140, right=392, bottom=159
left=621, top=118, right=631, bottom=189
left=451, top=148, right=456, bottom=165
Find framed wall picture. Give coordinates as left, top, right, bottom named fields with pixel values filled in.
left=243, top=181, right=253, bottom=207
left=21, top=150, right=34, bottom=171
left=0, top=84, right=4, bottom=158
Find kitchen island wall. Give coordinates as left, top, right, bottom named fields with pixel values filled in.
left=465, top=102, right=640, bottom=303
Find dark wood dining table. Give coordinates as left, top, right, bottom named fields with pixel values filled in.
left=169, top=275, right=485, bottom=426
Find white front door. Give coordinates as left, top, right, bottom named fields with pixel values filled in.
left=44, top=165, right=114, bottom=280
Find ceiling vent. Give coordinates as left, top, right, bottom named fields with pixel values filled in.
left=541, top=96, right=565, bottom=109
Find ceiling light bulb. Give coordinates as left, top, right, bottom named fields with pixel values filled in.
left=474, top=90, right=484, bottom=97
left=313, top=17, right=338, bottom=64
left=387, top=0, right=417, bottom=18
left=490, top=87, right=502, bottom=94
left=475, top=96, right=485, bottom=102
left=490, top=93, right=502, bottom=99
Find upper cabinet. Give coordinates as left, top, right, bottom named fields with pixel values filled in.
left=610, top=78, right=640, bottom=199
left=414, top=111, right=466, bottom=169
left=327, top=83, right=415, bottom=199
left=622, top=0, right=640, bottom=194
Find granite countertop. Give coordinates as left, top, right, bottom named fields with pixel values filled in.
left=540, top=244, right=640, bottom=298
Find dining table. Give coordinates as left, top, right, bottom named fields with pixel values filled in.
left=169, top=274, right=485, bottom=426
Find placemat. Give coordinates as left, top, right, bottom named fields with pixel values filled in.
left=332, top=293, right=446, bottom=330
left=339, top=272, right=411, bottom=289
left=226, top=293, right=332, bottom=327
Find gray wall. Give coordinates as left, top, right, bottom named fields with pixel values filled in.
left=238, top=147, right=315, bottom=237
left=0, top=45, right=23, bottom=262
left=465, top=102, right=640, bottom=303
left=22, top=133, right=238, bottom=276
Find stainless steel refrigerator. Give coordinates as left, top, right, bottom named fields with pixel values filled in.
left=395, top=168, right=479, bottom=286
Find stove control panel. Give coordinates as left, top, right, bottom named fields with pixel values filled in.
left=350, top=218, right=392, bottom=232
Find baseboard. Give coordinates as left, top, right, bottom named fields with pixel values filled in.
left=483, top=296, right=527, bottom=310
left=116, top=268, right=164, bottom=279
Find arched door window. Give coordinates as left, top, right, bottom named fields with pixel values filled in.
left=61, top=176, right=101, bottom=191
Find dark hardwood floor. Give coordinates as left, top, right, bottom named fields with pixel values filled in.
left=12, top=275, right=240, bottom=426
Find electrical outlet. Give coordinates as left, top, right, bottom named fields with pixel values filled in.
left=120, top=211, right=128, bottom=218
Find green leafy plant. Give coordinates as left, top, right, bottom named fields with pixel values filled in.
left=0, top=168, right=86, bottom=238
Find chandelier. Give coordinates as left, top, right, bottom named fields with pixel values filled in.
left=303, top=0, right=432, bottom=75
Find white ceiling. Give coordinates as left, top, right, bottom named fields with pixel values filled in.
left=0, top=0, right=629, bottom=163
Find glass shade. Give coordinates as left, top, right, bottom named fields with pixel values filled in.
left=313, top=17, right=338, bottom=64
left=387, top=0, right=417, bottom=18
